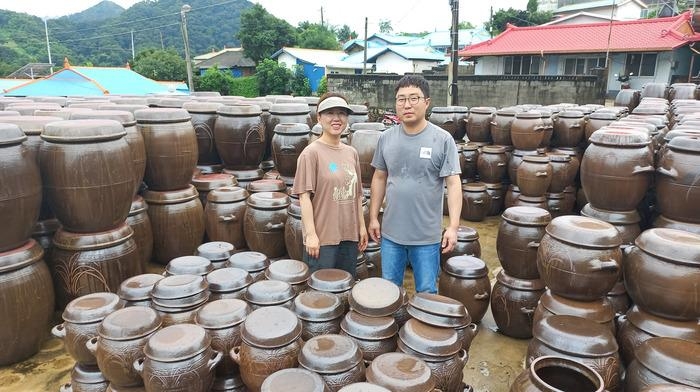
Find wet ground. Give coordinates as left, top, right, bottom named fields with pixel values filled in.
left=0, top=215, right=529, bottom=392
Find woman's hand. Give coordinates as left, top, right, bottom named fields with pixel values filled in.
left=358, top=226, right=369, bottom=252
left=305, top=232, right=320, bottom=259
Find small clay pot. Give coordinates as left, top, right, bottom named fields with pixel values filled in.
left=243, top=192, right=290, bottom=258
left=461, top=183, right=492, bottom=222
left=491, top=107, right=521, bottom=146
left=460, top=143, right=479, bottom=180
left=264, top=258, right=310, bottom=294
left=546, top=153, right=579, bottom=193
left=117, top=274, right=164, bottom=308
left=195, top=298, right=250, bottom=377
left=298, top=334, right=366, bottom=392
left=206, top=267, right=253, bottom=301
left=438, top=255, right=491, bottom=324
left=340, top=310, right=397, bottom=362
left=509, top=355, right=605, bottom=392
left=511, top=111, right=546, bottom=150
left=551, top=110, right=586, bottom=147
left=195, top=241, right=235, bottom=270
left=294, top=290, right=344, bottom=341
left=465, top=107, right=495, bottom=143
left=271, top=123, right=310, bottom=182
left=624, top=337, right=700, bottom=391
left=490, top=270, right=545, bottom=339
left=497, top=206, right=551, bottom=279
left=440, top=226, right=481, bottom=268
left=191, top=173, right=237, bottom=207
left=244, top=279, right=296, bottom=309
left=261, top=368, right=330, bottom=392
left=508, top=149, right=542, bottom=186
left=308, top=269, right=354, bottom=312
left=365, top=352, right=436, bottom=392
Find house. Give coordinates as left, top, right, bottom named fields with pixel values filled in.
left=405, top=29, right=492, bottom=54
left=543, top=11, right=621, bottom=25
left=366, top=33, right=420, bottom=47
left=370, top=45, right=448, bottom=74
left=538, top=0, right=648, bottom=19
left=342, top=39, right=384, bottom=55
left=271, top=47, right=359, bottom=92
left=194, top=47, right=256, bottom=78
left=459, top=11, right=700, bottom=94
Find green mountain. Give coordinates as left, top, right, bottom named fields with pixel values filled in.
left=0, top=0, right=253, bottom=77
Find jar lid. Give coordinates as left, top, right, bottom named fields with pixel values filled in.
left=217, top=104, right=262, bottom=116
left=227, top=251, right=270, bottom=273
left=311, top=123, right=323, bottom=136
left=545, top=215, right=622, bottom=248
left=635, top=228, right=700, bottom=266
left=143, top=185, right=199, bottom=205
left=70, top=363, right=107, bottom=384
left=248, top=179, right=286, bottom=193
left=668, top=135, right=700, bottom=153
left=495, top=270, right=546, bottom=291
left=546, top=153, right=572, bottom=163
left=195, top=298, right=250, bottom=329
left=98, top=306, right=161, bottom=340
left=481, top=145, right=506, bottom=154
left=502, top=206, right=551, bottom=226
left=557, top=110, right=584, bottom=118
left=195, top=241, right=235, bottom=262
left=207, top=186, right=249, bottom=203
left=0, top=115, right=62, bottom=135
left=134, top=108, right=191, bottom=123
left=496, top=107, right=520, bottom=116
left=0, top=123, right=27, bottom=145
left=398, top=318, right=461, bottom=357
left=299, top=334, right=364, bottom=374
left=589, top=128, right=651, bottom=146
left=340, top=310, right=398, bottom=340
left=206, top=267, right=253, bottom=292
left=580, top=203, right=641, bottom=225
left=463, top=182, right=487, bottom=192
left=128, top=195, right=148, bottom=216
left=70, top=110, right=136, bottom=127
left=626, top=305, right=700, bottom=342
left=443, top=255, right=488, bottom=279
left=532, top=315, right=618, bottom=356
left=244, top=279, right=295, bottom=305
left=182, top=101, right=224, bottom=113
left=53, top=224, right=134, bottom=251
left=308, top=268, right=354, bottom=293
left=62, top=292, right=123, bottom=324
left=366, top=353, right=434, bottom=392
left=42, top=119, right=126, bottom=143
left=349, top=277, right=402, bottom=317
left=270, top=103, right=309, bottom=115
left=265, top=258, right=310, bottom=285
left=246, top=191, right=290, bottom=209
left=191, top=173, right=237, bottom=191
left=539, top=290, right=614, bottom=324
left=293, top=291, right=344, bottom=322
left=166, top=256, right=214, bottom=276
left=634, top=337, right=700, bottom=387
left=350, top=122, right=386, bottom=132
left=151, top=274, right=208, bottom=300
left=409, top=292, right=468, bottom=318
left=225, top=168, right=264, bottom=182
left=406, top=305, right=470, bottom=328
left=470, top=106, right=496, bottom=114
left=144, top=324, right=211, bottom=362
left=665, top=130, right=700, bottom=143
left=260, top=368, right=327, bottom=392
left=0, top=239, right=44, bottom=273
left=118, top=273, right=164, bottom=301
left=589, top=111, right=619, bottom=120
left=339, top=383, right=391, bottom=392
left=522, top=155, right=550, bottom=164
left=241, top=306, right=302, bottom=348
left=516, top=110, right=543, bottom=119
left=456, top=226, right=479, bottom=241
left=287, top=199, right=302, bottom=218
left=273, top=123, right=310, bottom=135
left=348, top=104, right=368, bottom=114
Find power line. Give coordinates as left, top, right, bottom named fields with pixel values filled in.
left=50, top=22, right=181, bottom=44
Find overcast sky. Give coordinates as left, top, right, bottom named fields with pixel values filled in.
left=0, top=0, right=529, bottom=35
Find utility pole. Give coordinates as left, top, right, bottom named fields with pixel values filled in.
left=489, top=6, right=494, bottom=38
left=363, top=17, right=368, bottom=75
left=131, top=30, right=135, bottom=61
left=448, top=0, right=459, bottom=105
left=44, top=18, right=53, bottom=74
left=180, top=4, right=195, bottom=93
left=320, top=7, right=324, bottom=26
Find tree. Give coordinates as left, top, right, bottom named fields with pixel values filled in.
left=196, top=65, right=236, bottom=95
left=289, top=65, right=311, bottom=96
left=317, top=75, right=328, bottom=95
left=297, top=22, right=340, bottom=50
left=131, top=48, right=187, bottom=81
left=335, top=24, right=358, bottom=43
left=255, top=58, right=292, bottom=95
left=237, top=4, right=297, bottom=64
left=457, top=21, right=475, bottom=30
left=484, top=6, right=552, bottom=35
left=379, top=19, right=393, bottom=33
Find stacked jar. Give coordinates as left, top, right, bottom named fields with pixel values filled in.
left=510, top=110, right=552, bottom=211
left=216, top=104, right=267, bottom=183
left=182, top=101, right=225, bottom=174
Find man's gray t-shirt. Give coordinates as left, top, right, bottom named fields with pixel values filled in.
left=371, top=122, right=461, bottom=245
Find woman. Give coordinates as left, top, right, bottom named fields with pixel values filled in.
left=292, top=93, right=368, bottom=277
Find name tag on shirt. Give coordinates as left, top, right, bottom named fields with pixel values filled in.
left=419, top=147, right=432, bottom=159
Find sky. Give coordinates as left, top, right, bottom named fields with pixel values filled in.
left=0, top=0, right=529, bottom=36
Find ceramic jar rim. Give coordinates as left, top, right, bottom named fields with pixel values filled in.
left=0, top=239, right=44, bottom=273
left=98, top=306, right=161, bottom=340
left=298, top=334, right=364, bottom=374
left=340, top=310, right=398, bottom=340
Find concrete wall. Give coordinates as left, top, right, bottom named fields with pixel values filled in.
left=327, top=74, right=606, bottom=108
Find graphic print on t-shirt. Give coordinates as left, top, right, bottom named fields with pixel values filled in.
left=332, top=162, right=357, bottom=202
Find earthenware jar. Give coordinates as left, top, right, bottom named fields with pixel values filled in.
left=165, top=255, right=213, bottom=277
left=517, top=155, right=552, bottom=197
left=195, top=298, right=250, bottom=377
left=482, top=182, right=504, bottom=215
left=195, top=241, right=235, bottom=270
left=497, top=207, right=551, bottom=279
left=271, top=123, right=310, bottom=183
left=652, top=214, right=700, bottom=235
left=87, top=306, right=161, bottom=387
left=504, top=185, right=521, bottom=208
left=261, top=368, right=330, bottom=392
left=339, top=310, right=397, bottom=361
left=206, top=267, right=253, bottom=301
left=32, top=218, right=60, bottom=258
left=508, top=149, right=542, bottom=186
left=351, top=129, right=383, bottom=186
left=134, top=323, right=222, bottom=392
left=546, top=153, right=578, bottom=193
left=144, top=185, right=205, bottom=265
left=438, top=255, right=491, bottom=323
left=298, top=334, right=366, bottom=391
left=117, top=274, right=163, bottom=308
left=227, top=251, right=270, bottom=282
left=491, top=107, right=520, bottom=146
left=640, top=384, right=700, bottom=392
left=510, top=355, right=605, bottom=392
left=52, top=292, right=124, bottom=365
left=364, top=352, right=435, bottom=392
left=477, top=146, right=508, bottom=183
left=490, top=270, right=545, bottom=339
left=50, top=224, right=142, bottom=308
left=465, top=107, right=495, bottom=143
left=231, top=306, right=303, bottom=391
left=407, top=293, right=478, bottom=351
left=581, top=128, right=654, bottom=211
left=527, top=315, right=621, bottom=392
left=284, top=200, right=303, bottom=261
left=364, top=241, right=381, bottom=278
left=308, top=269, right=355, bottom=312
left=244, top=192, right=289, bottom=258
left=551, top=110, right=585, bottom=147
left=533, top=290, right=616, bottom=334
left=244, top=279, right=296, bottom=309
left=126, top=196, right=153, bottom=268
left=440, top=226, right=481, bottom=268
left=397, top=319, right=468, bottom=392
left=214, top=105, right=265, bottom=170
left=460, top=143, right=480, bottom=180
left=580, top=204, right=641, bottom=245
left=204, top=186, right=249, bottom=250
left=0, top=125, right=42, bottom=252
left=268, top=103, right=312, bottom=159
left=429, top=106, right=459, bottom=139
left=511, top=111, right=546, bottom=150
left=182, top=101, right=224, bottom=166
left=40, top=120, right=133, bottom=232
left=135, top=108, right=197, bottom=191
left=150, top=273, right=209, bottom=310
left=461, top=183, right=491, bottom=222
left=191, top=173, right=237, bottom=207
left=623, top=228, right=700, bottom=320
left=585, top=111, right=618, bottom=142
left=265, top=258, right=310, bottom=294
left=624, top=337, right=700, bottom=391
left=0, top=240, right=54, bottom=366
left=656, top=136, right=700, bottom=222
left=616, top=305, right=700, bottom=366
left=60, top=364, right=111, bottom=392
left=293, top=290, right=344, bottom=341
left=349, top=277, right=402, bottom=317
left=537, top=215, right=622, bottom=301
left=605, top=280, right=630, bottom=317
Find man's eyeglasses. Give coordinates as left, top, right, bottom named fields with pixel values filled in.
left=395, top=95, right=425, bottom=105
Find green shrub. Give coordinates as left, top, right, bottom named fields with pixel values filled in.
left=230, top=76, right=260, bottom=97
left=317, top=75, right=328, bottom=95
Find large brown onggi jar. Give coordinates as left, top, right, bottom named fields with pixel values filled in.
left=0, top=124, right=42, bottom=252
left=465, top=107, right=495, bottom=143
left=268, top=103, right=312, bottom=159
left=438, top=255, right=491, bottom=323
left=284, top=199, right=304, bottom=261
left=484, top=182, right=505, bottom=216
left=144, top=185, right=205, bottom=265
left=517, top=155, right=552, bottom=197
left=205, top=186, right=249, bottom=250
left=272, top=123, right=310, bottom=183
left=490, top=270, right=545, bottom=339
left=50, top=224, right=142, bottom=309
left=491, top=107, right=521, bottom=146
left=182, top=101, right=224, bottom=166
left=461, top=183, right=491, bottom=222
left=533, top=290, right=616, bottom=334
left=195, top=298, right=250, bottom=377
left=624, top=337, right=700, bottom=392
left=135, top=108, right=198, bottom=191
left=191, top=173, right=237, bottom=207
left=214, top=105, right=265, bottom=170
left=0, top=240, right=55, bottom=366
left=497, top=206, right=551, bottom=279
left=350, top=129, right=383, bottom=187
left=510, top=355, right=605, bottom=392
left=580, top=203, right=641, bottom=245
left=546, top=153, right=578, bottom=193
left=40, top=119, right=134, bottom=233
left=656, top=136, right=700, bottom=223
left=294, top=290, right=344, bottom=341
left=126, top=196, right=153, bottom=268
left=243, top=192, right=290, bottom=258
left=460, top=143, right=479, bottom=180
left=429, top=106, right=461, bottom=140
left=551, top=110, right=586, bottom=148
left=511, top=111, right=546, bottom=150
left=440, top=226, right=481, bottom=268
left=477, top=145, right=508, bottom=183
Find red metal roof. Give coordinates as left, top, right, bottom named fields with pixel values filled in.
left=460, top=11, right=700, bottom=57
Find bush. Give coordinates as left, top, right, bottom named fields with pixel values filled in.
left=230, top=76, right=260, bottom=97
left=256, top=58, right=292, bottom=95
left=289, top=65, right=311, bottom=96
left=317, top=75, right=328, bottom=95
left=196, top=66, right=236, bottom=95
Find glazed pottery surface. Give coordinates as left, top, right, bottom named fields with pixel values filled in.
left=243, top=192, right=289, bottom=258
left=438, top=255, right=491, bottom=323
left=509, top=355, right=605, bottom=392
left=490, top=270, right=545, bottom=339
left=623, top=337, right=700, bottom=391
left=214, top=105, right=266, bottom=170
left=497, top=206, right=551, bottom=279
left=205, top=186, right=249, bottom=250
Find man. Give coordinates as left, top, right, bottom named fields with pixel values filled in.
left=368, top=74, right=462, bottom=293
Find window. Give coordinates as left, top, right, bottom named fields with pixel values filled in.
left=503, top=55, right=541, bottom=75
left=564, top=56, right=606, bottom=75
left=626, top=53, right=657, bottom=77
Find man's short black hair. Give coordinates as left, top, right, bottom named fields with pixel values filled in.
left=395, top=75, right=430, bottom=98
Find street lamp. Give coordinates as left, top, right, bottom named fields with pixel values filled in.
left=180, top=4, right=195, bottom=93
